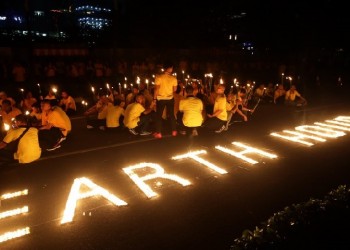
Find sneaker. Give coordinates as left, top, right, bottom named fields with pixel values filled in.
left=179, top=130, right=186, bottom=135
left=172, top=130, right=177, bottom=137
left=215, top=125, right=226, bottom=133
left=129, top=128, right=138, bottom=135
left=140, top=131, right=152, bottom=136
left=153, top=132, right=162, bottom=139
left=191, top=129, right=198, bottom=136
left=86, top=125, right=94, bottom=129
left=57, top=136, right=66, bottom=144
left=46, top=144, right=61, bottom=151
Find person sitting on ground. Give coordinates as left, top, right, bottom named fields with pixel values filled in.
left=84, top=91, right=110, bottom=131
left=285, top=84, right=307, bottom=106
left=274, top=84, right=286, bottom=105
left=178, top=85, right=203, bottom=136
left=0, top=99, right=22, bottom=133
left=253, top=83, right=266, bottom=102
left=123, top=93, right=155, bottom=136
left=39, top=99, right=71, bottom=151
left=125, top=85, right=139, bottom=107
left=44, top=88, right=57, bottom=100
left=20, top=90, right=37, bottom=113
left=204, top=84, right=227, bottom=133
left=106, top=98, right=125, bottom=131
left=224, top=91, right=251, bottom=131
left=0, top=91, right=16, bottom=107
left=59, top=90, right=77, bottom=116
left=265, top=83, right=275, bottom=103
left=29, top=102, right=42, bottom=127
left=0, top=114, right=41, bottom=165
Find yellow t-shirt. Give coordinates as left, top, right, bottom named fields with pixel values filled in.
left=214, top=95, right=227, bottom=121
left=47, top=107, right=71, bottom=136
left=179, top=97, right=203, bottom=127
left=155, top=73, right=178, bottom=100
left=226, top=100, right=236, bottom=112
left=285, top=90, right=301, bottom=101
left=106, top=105, right=124, bottom=128
left=60, top=96, right=76, bottom=111
left=123, top=103, right=145, bottom=129
left=97, top=101, right=109, bottom=120
left=0, top=107, right=22, bottom=125
left=3, top=127, right=41, bottom=163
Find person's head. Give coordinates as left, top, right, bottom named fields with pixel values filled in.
left=0, top=91, right=7, bottom=100
left=1, top=100, right=12, bottom=112
left=163, top=61, right=174, bottom=73
left=277, top=84, right=284, bottom=90
left=139, top=82, right=146, bottom=90
left=41, top=99, right=52, bottom=112
left=132, top=86, right=139, bottom=94
left=258, top=84, right=265, bottom=89
left=25, top=91, right=33, bottom=99
left=31, top=102, right=41, bottom=113
left=216, top=84, right=225, bottom=94
left=185, top=85, right=194, bottom=95
left=290, top=85, right=296, bottom=90
left=135, top=94, right=145, bottom=105
left=61, top=91, right=69, bottom=99
left=12, top=114, right=28, bottom=128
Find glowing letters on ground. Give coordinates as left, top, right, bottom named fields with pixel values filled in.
left=0, top=227, right=30, bottom=244
left=172, top=150, right=228, bottom=174
left=215, top=142, right=277, bottom=164
left=295, top=125, right=345, bottom=138
left=334, top=116, right=350, bottom=123
left=61, top=177, right=127, bottom=224
left=123, top=163, right=191, bottom=198
left=0, top=206, right=28, bottom=220
left=271, top=116, right=349, bottom=146
left=270, top=130, right=326, bottom=146
left=1, top=189, right=28, bottom=200
left=0, top=190, right=29, bottom=243
left=314, top=122, right=350, bottom=132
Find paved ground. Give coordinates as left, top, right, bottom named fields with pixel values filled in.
left=1, top=97, right=350, bottom=249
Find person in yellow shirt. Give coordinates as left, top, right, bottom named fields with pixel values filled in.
left=153, top=61, right=178, bottom=139
left=123, top=94, right=155, bottom=136
left=39, top=99, right=71, bottom=151
left=178, top=85, right=203, bottom=136
left=0, top=114, right=41, bottom=165
left=285, top=84, right=307, bottom=106
left=204, top=84, right=227, bottom=133
left=59, top=90, right=77, bottom=116
left=0, top=100, right=22, bottom=134
left=0, top=91, right=16, bottom=107
left=106, top=99, right=125, bottom=131
left=84, top=91, right=110, bottom=130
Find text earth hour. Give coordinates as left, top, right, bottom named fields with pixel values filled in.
left=1, top=115, right=349, bottom=244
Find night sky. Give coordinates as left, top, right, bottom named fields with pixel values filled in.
left=0, top=0, right=349, bottom=49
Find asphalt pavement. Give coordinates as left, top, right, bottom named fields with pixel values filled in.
left=1, top=99, right=350, bottom=250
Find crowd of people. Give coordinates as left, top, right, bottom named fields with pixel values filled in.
left=0, top=61, right=308, bottom=166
